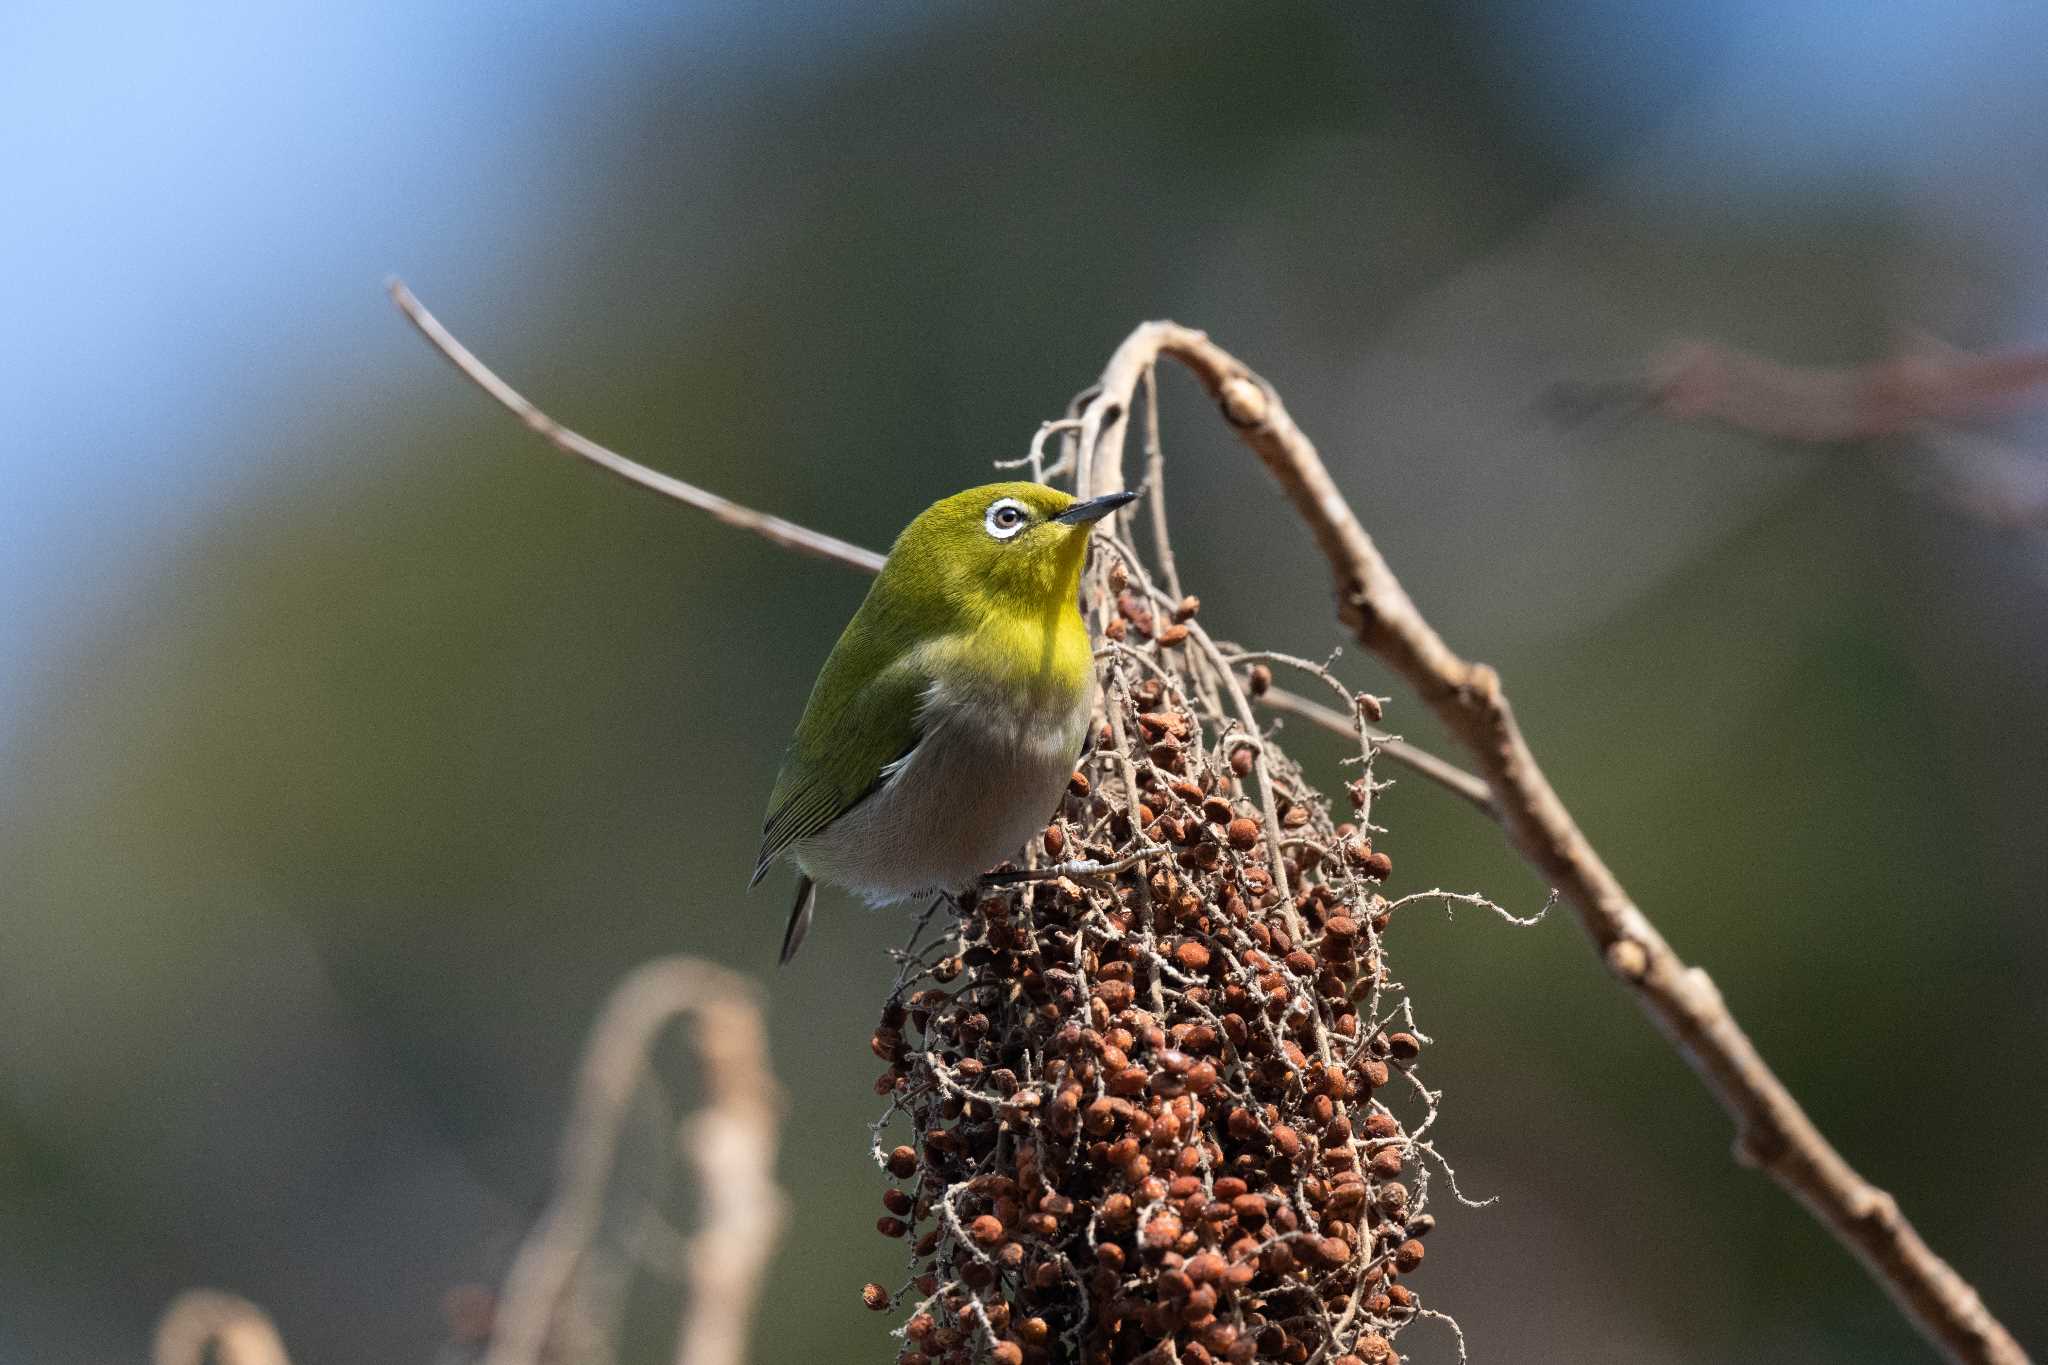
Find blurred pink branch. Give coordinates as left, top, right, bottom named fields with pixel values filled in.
left=1548, top=338, right=2048, bottom=443
left=1645, top=339, right=2048, bottom=442
left=1546, top=337, right=2048, bottom=528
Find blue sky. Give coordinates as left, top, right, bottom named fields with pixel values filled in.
left=0, top=0, right=831, bottom=749
left=5, top=0, right=2044, bottom=751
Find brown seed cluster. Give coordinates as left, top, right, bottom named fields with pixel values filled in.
left=867, top=581, right=1447, bottom=1365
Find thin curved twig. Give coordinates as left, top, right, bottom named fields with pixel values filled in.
left=1256, top=683, right=1497, bottom=817
left=388, top=280, right=884, bottom=574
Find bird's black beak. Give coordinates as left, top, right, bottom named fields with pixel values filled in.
left=1053, top=489, right=1139, bottom=525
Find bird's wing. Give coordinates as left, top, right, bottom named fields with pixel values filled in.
left=752, top=652, right=932, bottom=885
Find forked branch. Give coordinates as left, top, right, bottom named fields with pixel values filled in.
left=1073, top=323, right=2028, bottom=1365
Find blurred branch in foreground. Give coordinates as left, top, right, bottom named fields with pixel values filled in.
left=1543, top=336, right=2048, bottom=528
left=391, top=285, right=2028, bottom=1365
left=152, top=956, right=784, bottom=1365
left=485, top=956, right=784, bottom=1365
left=153, top=1291, right=291, bottom=1365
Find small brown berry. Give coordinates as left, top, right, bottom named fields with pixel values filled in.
left=877, top=1216, right=908, bottom=1238
left=1225, top=817, right=1260, bottom=851
left=1067, top=770, right=1091, bottom=798
left=861, top=1282, right=890, bottom=1311
left=1173, top=594, right=1200, bottom=622
left=1369, top=1148, right=1403, bottom=1180
left=990, top=1342, right=1023, bottom=1365
left=970, top=1214, right=1005, bottom=1245
left=1364, top=850, right=1392, bottom=880
left=1158, top=622, right=1190, bottom=647
left=1246, top=663, right=1272, bottom=696
left=1173, top=940, right=1211, bottom=972
left=1393, top=1239, right=1425, bottom=1273
left=1387, top=1032, right=1421, bottom=1061
left=1043, top=824, right=1065, bottom=858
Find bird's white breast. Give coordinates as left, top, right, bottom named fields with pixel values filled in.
left=792, top=672, right=1091, bottom=904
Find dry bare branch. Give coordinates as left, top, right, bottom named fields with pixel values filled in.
left=483, top=956, right=785, bottom=1365
left=153, top=1290, right=292, bottom=1365
left=1070, top=323, right=2026, bottom=1365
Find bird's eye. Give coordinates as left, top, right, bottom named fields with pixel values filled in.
left=984, top=499, right=1029, bottom=540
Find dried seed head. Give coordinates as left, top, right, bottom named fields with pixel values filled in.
left=865, top=516, right=1469, bottom=1365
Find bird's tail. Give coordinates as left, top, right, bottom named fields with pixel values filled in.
left=778, top=875, right=818, bottom=966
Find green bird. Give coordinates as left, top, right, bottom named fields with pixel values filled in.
left=753, top=481, right=1136, bottom=963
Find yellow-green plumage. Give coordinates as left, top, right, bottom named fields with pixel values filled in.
left=754, top=481, right=1132, bottom=962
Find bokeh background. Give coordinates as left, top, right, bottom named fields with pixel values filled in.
left=5, top=4, right=2046, bottom=1362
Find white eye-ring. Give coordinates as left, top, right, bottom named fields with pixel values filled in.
left=984, top=498, right=1030, bottom=540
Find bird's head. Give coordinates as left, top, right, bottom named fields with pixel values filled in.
left=880, top=481, right=1137, bottom=634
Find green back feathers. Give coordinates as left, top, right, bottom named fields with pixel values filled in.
left=753, top=482, right=1097, bottom=881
